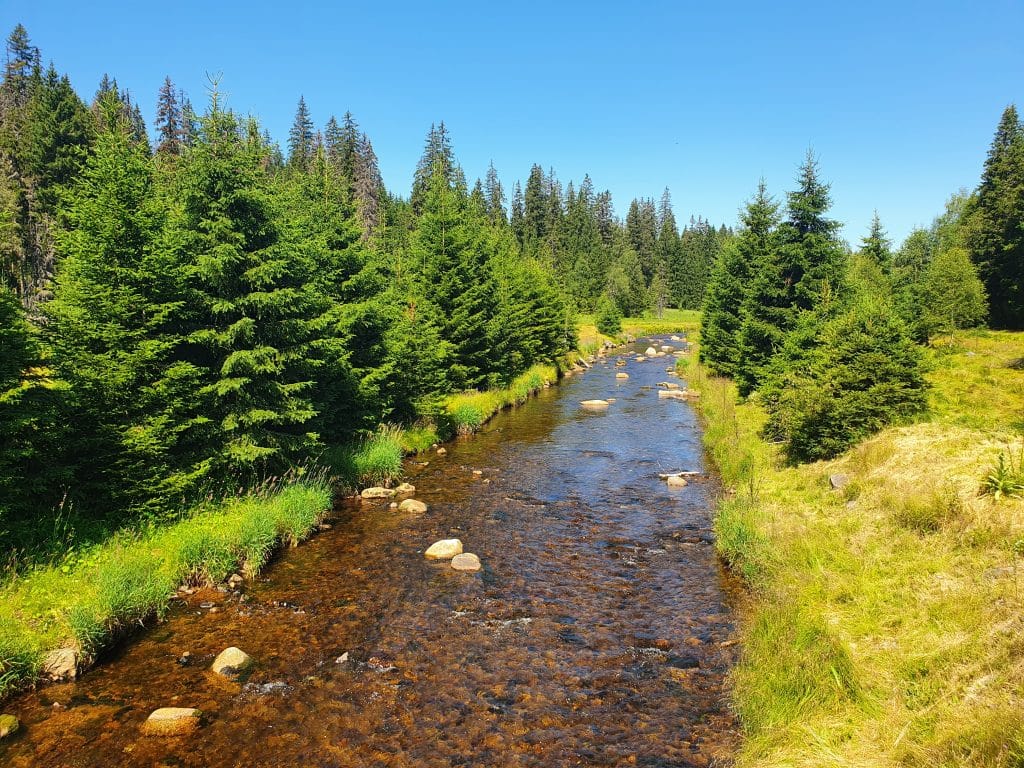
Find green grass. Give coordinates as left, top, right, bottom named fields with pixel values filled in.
left=444, top=363, right=558, bottom=435
left=692, top=332, right=1024, bottom=767
left=577, top=308, right=700, bottom=351
left=0, top=479, right=331, bottom=701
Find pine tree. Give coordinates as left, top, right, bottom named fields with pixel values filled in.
left=2, top=25, right=39, bottom=109
left=411, top=122, right=454, bottom=213
left=172, top=88, right=319, bottom=475
left=627, top=197, right=658, bottom=284
left=701, top=181, right=779, bottom=378
left=735, top=153, right=845, bottom=397
left=966, top=104, right=1024, bottom=328
left=287, top=95, right=315, bottom=170
left=155, top=76, right=183, bottom=155
left=860, top=211, right=891, bottom=271
left=484, top=161, right=506, bottom=226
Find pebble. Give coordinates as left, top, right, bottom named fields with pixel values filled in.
left=437, top=447, right=448, bottom=456
left=211, top=647, right=254, bottom=678
left=399, top=499, right=428, bottom=514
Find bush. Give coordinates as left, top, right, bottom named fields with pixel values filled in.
left=763, top=302, right=928, bottom=463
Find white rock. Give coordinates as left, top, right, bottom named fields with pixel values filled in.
left=399, top=498, right=428, bottom=513
left=451, top=553, right=482, bottom=572
left=141, top=707, right=203, bottom=736
left=436, top=447, right=448, bottom=456
left=425, top=539, right=463, bottom=560
left=615, top=372, right=629, bottom=379
left=661, top=345, right=674, bottom=352
left=360, top=487, right=395, bottom=499
left=42, top=647, right=78, bottom=681
left=211, top=647, right=253, bottom=677
left=645, top=347, right=657, bottom=356
left=580, top=399, right=610, bottom=411
left=666, top=475, right=689, bottom=488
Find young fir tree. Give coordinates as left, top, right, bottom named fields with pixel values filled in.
left=735, top=152, right=845, bottom=397
left=918, top=246, right=988, bottom=340
left=172, top=91, right=319, bottom=477
left=701, top=181, right=779, bottom=378
left=411, top=122, right=455, bottom=214
left=860, top=211, right=892, bottom=271
left=411, top=158, right=497, bottom=390
left=45, top=105, right=208, bottom=515
left=155, top=76, right=184, bottom=155
left=483, top=161, right=506, bottom=226
left=966, top=104, right=1024, bottom=328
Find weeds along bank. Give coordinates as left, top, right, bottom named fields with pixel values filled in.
left=689, top=331, right=1024, bottom=767
left=0, top=361, right=561, bottom=703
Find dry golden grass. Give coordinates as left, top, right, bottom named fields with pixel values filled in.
left=693, top=330, right=1024, bottom=767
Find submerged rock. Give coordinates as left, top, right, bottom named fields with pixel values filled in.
left=666, top=475, right=689, bottom=488
left=42, top=647, right=78, bottom=681
left=425, top=539, right=463, bottom=560
left=615, top=372, right=629, bottom=379
left=0, top=714, right=19, bottom=739
left=395, top=482, right=416, bottom=494
left=451, top=553, right=482, bottom=572
left=399, top=498, right=428, bottom=514
left=211, top=647, right=254, bottom=678
left=360, top=487, right=396, bottom=499
left=141, top=707, right=202, bottom=737
left=580, top=399, right=610, bottom=411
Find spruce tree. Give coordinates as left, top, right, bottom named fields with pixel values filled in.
left=860, top=211, right=891, bottom=271
left=155, top=76, right=183, bottom=155
left=966, top=104, right=1024, bottom=328
left=287, top=95, right=315, bottom=170
left=701, top=181, right=778, bottom=378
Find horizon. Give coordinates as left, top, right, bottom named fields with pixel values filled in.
left=5, top=1, right=1023, bottom=246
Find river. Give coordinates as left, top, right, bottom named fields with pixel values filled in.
left=1, top=337, right=739, bottom=767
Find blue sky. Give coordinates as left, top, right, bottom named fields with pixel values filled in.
left=5, top=0, right=1023, bottom=245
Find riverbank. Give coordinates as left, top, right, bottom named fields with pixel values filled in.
left=689, top=330, right=1024, bottom=767
left=0, top=361, right=563, bottom=705
left=577, top=308, right=701, bottom=355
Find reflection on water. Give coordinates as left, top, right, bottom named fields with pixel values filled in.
left=1, top=338, right=739, bottom=767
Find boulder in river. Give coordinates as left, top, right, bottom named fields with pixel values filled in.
left=0, top=714, right=19, bottom=739
left=360, top=487, right=396, bottom=499
left=666, top=475, right=689, bottom=488
left=395, top=482, right=416, bottom=494
left=399, top=498, right=428, bottom=514
left=451, top=553, right=482, bottom=572
left=661, top=345, right=674, bottom=352
left=615, top=372, right=629, bottom=379
left=141, top=707, right=203, bottom=737
left=645, top=347, right=657, bottom=356
left=580, top=399, right=610, bottom=411
left=425, top=539, right=463, bottom=560
left=42, top=647, right=78, bottom=681
left=211, top=647, right=254, bottom=678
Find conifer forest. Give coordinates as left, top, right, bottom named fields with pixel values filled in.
left=2, top=18, right=1024, bottom=768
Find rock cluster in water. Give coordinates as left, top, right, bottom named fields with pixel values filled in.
left=425, top=539, right=463, bottom=560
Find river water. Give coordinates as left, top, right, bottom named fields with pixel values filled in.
left=1, top=338, right=739, bottom=767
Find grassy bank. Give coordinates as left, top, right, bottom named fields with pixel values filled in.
left=689, top=330, right=1024, bottom=767
left=577, top=308, right=700, bottom=354
left=0, top=479, right=331, bottom=701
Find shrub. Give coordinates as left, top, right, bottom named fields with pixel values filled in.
left=595, top=295, right=622, bottom=337
left=763, top=302, right=928, bottom=463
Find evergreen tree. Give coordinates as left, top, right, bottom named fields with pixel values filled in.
left=701, top=181, right=778, bottom=378
left=918, top=246, right=988, bottom=340
left=484, top=161, right=506, bottom=225
left=287, top=95, right=315, bottom=170
left=155, top=76, right=183, bottom=155
left=411, top=122, right=454, bottom=213
left=860, top=211, right=891, bottom=271
left=627, top=197, right=658, bottom=284
left=966, top=104, right=1024, bottom=328
left=735, top=153, right=845, bottom=397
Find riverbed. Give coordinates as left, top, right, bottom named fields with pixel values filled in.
left=1, top=338, right=739, bottom=767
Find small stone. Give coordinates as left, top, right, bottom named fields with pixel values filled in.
left=437, top=447, right=448, bottom=456
left=616, top=372, right=629, bottom=379
left=335, top=652, right=349, bottom=664
left=635, top=356, right=646, bottom=362
left=580, top=399, right=610, bottom=411
left=389, top=502, right=398, bottom=509
left=395, top=482, right=416, bottom=494
left=666, top=475, right=688, bottom=488
left=829, top=473, right=849, bottom=490
left=661, top=345, right=674, bottom=352
left=211, top=647, right=254, bottom=678
left=227, top=573, right=244, bottom=588
left=472, top=469, right=483, bottom=476
left=360, top=486, right=396, bottom=499
left=665, top=382, right=680, bottom=390
left=317, top=523, right=332, bottom=530
left=42, top=647, right=78, bottom=681
left=141, top=708, right=202, bottom=737
left=645, top=347, right=657, bottom=356
left=451, top=553, right=482, bottom=572
left=399, top=498, right=428, bottom=514
left=425, top=539, right=463, bottom=560
left=0, top=714, right=20, bottom=739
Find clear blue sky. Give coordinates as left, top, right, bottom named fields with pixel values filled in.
left=5, top=0, right=1023, bottom=245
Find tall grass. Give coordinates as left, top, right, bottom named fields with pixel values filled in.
left=692, top=332, right=1024, bottom=767
left=0, top=479, right=331, bottom=701
left=445, top=364, right=557, bottom=435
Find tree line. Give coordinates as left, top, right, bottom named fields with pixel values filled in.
left=700, top=101, right=1024, bottom=463
left=0, top=25, right=729, bottom=549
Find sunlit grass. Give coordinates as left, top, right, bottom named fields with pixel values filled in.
left=445, top=363, right=557, bottom=434
left=693, top=331, right=1024, bottom=767
left=0, top=480, right=331, bottom=700
left=578, top=308, right=700, bottom=351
